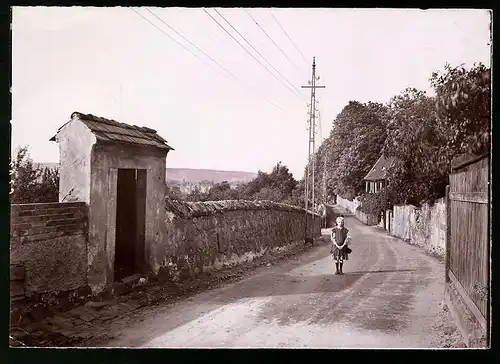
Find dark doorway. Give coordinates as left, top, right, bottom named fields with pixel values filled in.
left=114, top=169, right=147, bottom=281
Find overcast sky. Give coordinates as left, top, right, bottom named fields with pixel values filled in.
left=11, top=7, right=491, bottom=179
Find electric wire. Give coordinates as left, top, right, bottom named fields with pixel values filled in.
left=268, top=9, right=309, bottom=65
left=132, top=8, right=288, bottom=113
left=244, top=8, right=303, bottom=74
left=214, top=8, right=307, bottom=102
left=203, top=8, right=305, bottom=102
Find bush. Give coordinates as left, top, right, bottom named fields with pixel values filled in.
left=358, top=190, right=389, bottom=215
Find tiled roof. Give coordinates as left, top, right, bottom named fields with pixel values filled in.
left=50, top=112, right=173, bottom=150
left=363, top=155, right=395, bottom=181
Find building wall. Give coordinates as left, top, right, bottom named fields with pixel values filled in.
left=355, top=209, right=379, bottom=226
left=54, top=120, right=96, bottom=203
left=87, top=143, right=168, bottom=293
left=336, top=195, right=361, bottom=214
left=390, top=198, right=446, bottom=257
left=155, top=200, right=322, bottom=280
left=10, top=202, right=88, bottom=296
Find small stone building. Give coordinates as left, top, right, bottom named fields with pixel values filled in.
left=364, top=155, right=394, bottom=194
left=50, top=112, right=173, bottom=293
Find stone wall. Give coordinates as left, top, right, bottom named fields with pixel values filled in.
left=10, top=202, right=89, bottom=298
left=336, top=195, right=361, bottom=214
left=390, top=198, right=446, bottom=257
left=355, top=209, right=379, bottom=226
left=155, top=199, right=322, bottom=280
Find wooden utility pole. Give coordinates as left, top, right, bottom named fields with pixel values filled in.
left=301, top=57, right=325, bottom=240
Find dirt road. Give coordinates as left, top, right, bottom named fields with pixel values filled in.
left=96, top=211, right=458, bottom=348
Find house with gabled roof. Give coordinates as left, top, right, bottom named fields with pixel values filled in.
left=363, top=155, right=395, bottom=194
left=50, top=112, right=174, bottom=291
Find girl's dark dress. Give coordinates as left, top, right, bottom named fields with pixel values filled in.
left=331, top=227, right=350, bottom=260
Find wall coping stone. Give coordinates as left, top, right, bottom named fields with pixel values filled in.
left=11, top=202, right=87, bottom=211
left=165, top=198, right=320, bottom=219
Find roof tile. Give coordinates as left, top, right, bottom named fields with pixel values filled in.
left=51, top=112, right=173, bottom=150
left=364, top=155, right=395, bottom=181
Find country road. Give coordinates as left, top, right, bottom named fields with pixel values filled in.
left=93, top=209, right=455, bottom=348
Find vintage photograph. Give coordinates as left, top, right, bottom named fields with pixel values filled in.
left=9, top=7, right=491, bottom=348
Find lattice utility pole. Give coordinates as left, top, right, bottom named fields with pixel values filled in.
left=301, top=57, right=325, bottom=240
left=319, top=110, right=327, bottom=204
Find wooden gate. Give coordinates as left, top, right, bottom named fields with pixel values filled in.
left=445, top=153, right=490, bottom=341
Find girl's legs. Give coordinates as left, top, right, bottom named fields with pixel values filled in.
left=338, top=256, right=344, bottom=275
left=333, top=257, right=340, bottom=274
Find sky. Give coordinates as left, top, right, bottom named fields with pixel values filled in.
left=11, top=7, right=491, bottom=179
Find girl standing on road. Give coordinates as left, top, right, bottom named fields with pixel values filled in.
left=330, top=216, right=352, bottom=275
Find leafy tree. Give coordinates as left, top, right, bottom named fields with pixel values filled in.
left=296, top=64, right=491, bottom=208
left=253, top=187, right=284, bottom=202
left=240, top=171, right=271, bottom=197
left=431, top=63, right=491, bottom=159
left=165, top=183, right=185, bottom=201
left=234, top=162, right=298, bottom=203
left=308, top=101, right=388, bottom=201
left=185, top=185, right=208, bottom=202
left=382, top=88, right=448, bottom=205
left=205, top=181, right=240, bottom=201
left=37, top=167, right=59, bottom=203
left=10, top=146, right=59, bottom=204
left=267, top=162, right=297, bottom=198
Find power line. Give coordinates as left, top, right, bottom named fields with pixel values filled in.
left=132, top=8, right=287, bottom=113
left=268, top=9, right=309, bottom=65
left=244, top=8, right=303, bottom=74
left=145, top=8, right=236, bottom=81
left=132, top=8, right=222, bottom=78
left=214, top=8, right=307, bottom=102
left=203, top=8, right=305, bottom=102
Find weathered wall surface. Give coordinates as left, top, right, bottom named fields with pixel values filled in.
left=54, top=120, right=96, bottom=203
left=390, top=198, right=446, bottom=257
left=155, top=199, right=322, bottom=280
left=355, top=209, right=379, bottom=226
left=10, top=202, right=88, bottom=296
left=88, top=143, right=168, bottom=293
left=336, top=195, right=361, bottom=214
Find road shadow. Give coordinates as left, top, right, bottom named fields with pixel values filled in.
left=100, top=271, right=365, bottom=347
left=348, top=269, right=417, bottom=275
left=208, top=272, right=364, bottom=303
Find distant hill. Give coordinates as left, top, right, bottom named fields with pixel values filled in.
left=33, top=163, right=257, bottom=184
left=166, top=168, right=256, bottom=183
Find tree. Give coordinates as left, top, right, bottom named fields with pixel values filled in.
left=283, top=179, right=305, bottom=207
left=382, top=88, right=448, bottom=205
left=267, top=162, right=297, bottom=198
left=185, top=185, right=208, bottom=202
left=431, top=63, right=491, bottom=159
left=309, top=101, right=388, bottom=201
left=253, top=187, right=284, bottom=202
left=240, top=171, right=271, bottom=198
left=37, top=167, right=59, bottom=203
left=205, top=181, right=240, bottom=201
left=10, top=146, right=59, bottom=204
left=165, top=183, right=185, bottom=201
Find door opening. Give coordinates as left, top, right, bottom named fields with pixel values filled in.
left=114, top=168, right=146, bottom=281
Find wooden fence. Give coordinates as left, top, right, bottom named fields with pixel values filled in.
left=446, top=153, right=490, bottom=341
